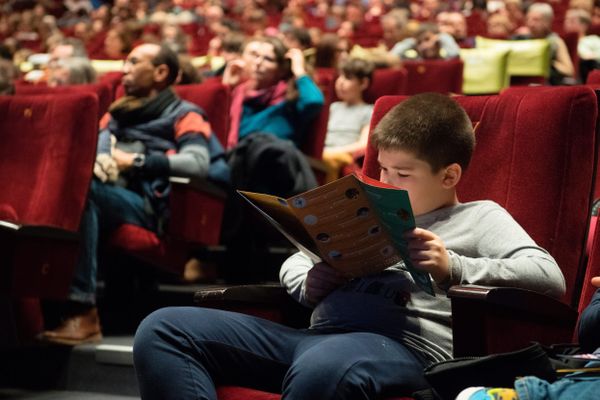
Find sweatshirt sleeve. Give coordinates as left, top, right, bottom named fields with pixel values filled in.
left=439, top=204, right=566, bottom=299
left=167, top=111, right=212, bottom=179
left=280, top=251, right=315, bottom=308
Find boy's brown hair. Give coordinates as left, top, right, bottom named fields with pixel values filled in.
left=340, top=58, right=375, bottom=87
left=371, top=93, right=475, bottom=172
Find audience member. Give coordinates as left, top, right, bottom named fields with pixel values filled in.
left=322, top=57, right=374, bottom=182
left=47, top=56, right=96, bottom=86
left=222, top=35, right=323, bottom=151
left=313, top=32, right=350, bottom=69
left=392, top=22, right=461, bottom=60
left=38, top=43, right=230, bottom=345
left=513, top=2, right=575, bottom=85
left=381, top=8, right=409, bottom=50
left=133, top=92, right=566, bottom=400
left=487, top=12, right=515, bottom=38
left=438, top=11, right=475, bottom=47
left=564, top=8, right=600, bottom=82
left=0, top=58, right=16, bottom=94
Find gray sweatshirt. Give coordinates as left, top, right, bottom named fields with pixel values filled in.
left=280, top=200, right=566, bottom=363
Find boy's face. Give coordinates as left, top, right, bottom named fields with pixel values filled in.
left=335, top=74, right=368, bottom=104
left=377, top=148, right=453, bottom=216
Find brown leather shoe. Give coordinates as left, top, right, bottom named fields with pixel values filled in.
left=39, top=307, right=102, bottom=346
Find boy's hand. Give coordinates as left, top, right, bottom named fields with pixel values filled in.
left=304, top=262, right=348, bottom=305
left=592, top=276, right=600, bottom=288
left=404, top=228, right=450, bottom=284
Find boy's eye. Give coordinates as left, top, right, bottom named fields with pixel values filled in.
left=397, top=172, right=410, bottom=178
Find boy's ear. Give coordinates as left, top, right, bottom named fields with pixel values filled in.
left=360, top=77, right=370, bottom=91
left=440, top=163, right=462, bottom=189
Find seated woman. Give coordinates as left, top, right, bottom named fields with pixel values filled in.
left=223, top=35, right=324, bottom=151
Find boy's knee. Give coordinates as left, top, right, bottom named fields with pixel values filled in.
left=284, top=358, right=377, bottom=400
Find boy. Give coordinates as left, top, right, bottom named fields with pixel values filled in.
left=323, top=57, right=375, bottom=182
left=133, top=93, right=566, bottom=399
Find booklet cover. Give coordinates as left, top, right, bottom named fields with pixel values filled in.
left=239, top=173, right=435, bottom=295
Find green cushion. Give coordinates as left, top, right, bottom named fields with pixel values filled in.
left=475, top=37, right=551, bottom=77
left=460, top=48, right=510, bottom=95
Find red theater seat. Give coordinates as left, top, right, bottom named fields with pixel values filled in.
left=0, top=93, right=99, bottom=345
left=196, top=86, right=598, bottom=399
left=402, top=59, right=463, bottom=95
left=363, top=68, right=408, bottom=103
left=587, top=69, right=600, bottom=84
left=14, top=82, right=113, bottom=120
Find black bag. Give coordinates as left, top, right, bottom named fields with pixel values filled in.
left=422, top=343, right=557, bottom=400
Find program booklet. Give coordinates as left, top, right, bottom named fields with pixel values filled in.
left=238, top=173, right=435, bottom=296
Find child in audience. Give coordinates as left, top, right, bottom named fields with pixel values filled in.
left=133, top=93, right=566, bottom=400
left=322, top=57, right=375, bottom=182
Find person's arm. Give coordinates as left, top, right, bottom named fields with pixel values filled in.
left=389, top=38, right=416, bottom=58
left=406, top=204, right=565, bottom=299
left=445, top=205, right=565, bottom=298
left=439, top=32, right=461, bottom=58
left=287, top=48, right=324, bottom=119
left=553, top=36, right=575, bottom=78
left=112, top=111, right=211, bottom=179
left=280, top=252, right=348, bottom=307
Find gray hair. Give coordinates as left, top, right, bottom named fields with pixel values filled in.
left=56, top=57, right=96, bottom=84
left=528, top=2, right=554, bottom=21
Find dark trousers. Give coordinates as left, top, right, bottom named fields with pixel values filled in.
left=133, top=307, right=429, bottom=400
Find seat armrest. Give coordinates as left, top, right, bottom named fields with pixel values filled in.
left=194, top=284, right=311, bottom=328
left=169, top=176, right=227, bottom=200
left=194, top=283, right=290, bottom=304
left=449, top=285, right=578, bottom=357
left=0, top=220, right=79, bottom=241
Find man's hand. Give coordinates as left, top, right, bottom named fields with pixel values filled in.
left=304, top=262, right=348, bottom=306
left=404, top=227, right=450, bottom=284
left=112, top=148, right=136, bottom=171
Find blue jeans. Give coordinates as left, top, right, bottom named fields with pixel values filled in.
left=515, top=376, right=600, bottom=400
left=133, top=307, right=429, bottom=400
left=68, top=179, right=155, bottom=304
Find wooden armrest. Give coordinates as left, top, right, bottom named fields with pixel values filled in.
left=0, top=220, right=78, bottom=241
left=449, top=285, right=578, bottom=357
left=194, top=283, right=289, bottom=304
left=194, top=283, right=311, bottom=328
left=169, top=176, right=228, bottom=200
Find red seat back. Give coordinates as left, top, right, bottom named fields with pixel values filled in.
left=175, top=80, right=231, bottom=146
left=363, top=68, right=408, bottom=104
left=364, top=87, right=598, bottom=307
left=587, top=70, right=600, bottom=84
left=14, top=82, right=113, bottom=120
left=0, top=93, right=99, bottom=231
left=402, top=59, right=464, bottom=95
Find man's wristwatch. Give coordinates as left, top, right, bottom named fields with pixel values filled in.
left=132, top=153, right=146, bottom=168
